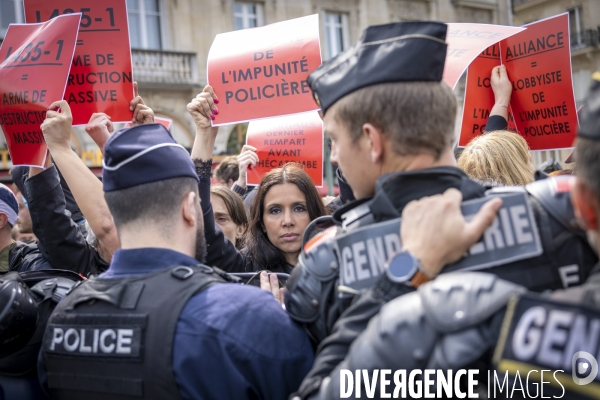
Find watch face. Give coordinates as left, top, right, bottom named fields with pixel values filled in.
left=388, top=252, right=417, bottom=282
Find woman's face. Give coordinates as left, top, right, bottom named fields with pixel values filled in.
left=211, top=194, right=244, bottom=245
left=262, top=183, right=311, bottom=264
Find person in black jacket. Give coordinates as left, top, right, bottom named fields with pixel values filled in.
left=0, top=160, right=108, bottom=275
left=36, top=81, right=155, bottom=268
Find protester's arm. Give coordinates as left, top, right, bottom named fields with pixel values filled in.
left=295, top=189, right=502, bottom=399
left=84, top=82, right=152, bottom=155
left=84, top=113, right=113, bottom=156
left=129, top=82, right=155, bottom=126
left=230, top=182, right=247, bottom=196
left=187, top=86, right=246, bottom=272
left=26, top=162, right=105, bottom=275
left=189, top=85, right=219, bottom=162
left=41, top=101, right=119, bottom=262
left=234, top=145, right=259, bottom=191
left=485, top=65, right=512, bottom=133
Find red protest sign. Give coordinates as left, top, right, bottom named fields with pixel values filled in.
left=24, top=0, right=134, bottom=126
left=0, top=14, right=80, bottom=167
left=503, top=14, right=577, bottom=150
left=459, top=14, right=577, bottom=150
left=207, top=15, right=321, bottom=126
left=444, top=23, right=525, bottom=89
left=458, top=43, right=517, bottom=146
left=246, top=112, right=323, bottom=186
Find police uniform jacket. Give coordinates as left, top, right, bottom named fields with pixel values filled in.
left=290, top=168, right=597, bottom=399
left=325, top=168, right=355, bottom=215
left=7, top=165, right=108, bottom=275
left=39, top=247, right=314, bottom=399
left=301, top=265, right=600, bottom=400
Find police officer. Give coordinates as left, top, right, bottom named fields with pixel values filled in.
left=38, top=101, right=314, bottom=400
left=299, top=72, right=600, bottom=399
left=0, top=269, right=82, bottom=400
left=285, top=20, right=597, bottom=397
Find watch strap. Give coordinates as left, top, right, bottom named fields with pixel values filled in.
left=409, top=270, right=431, bottom=288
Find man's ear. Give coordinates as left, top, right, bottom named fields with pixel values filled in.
left=181, top=192, right=198, bottom=227
left=0, top=214, right=10, bottom=231
left=572, top=178, right=599, bottom=231
left=362, top=123, right=384, bottom=164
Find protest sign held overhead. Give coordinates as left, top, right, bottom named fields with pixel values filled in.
left=503, top=13, right=577, bottom=150
left=245, top=111, right=323, bottom=186
left=459, top=44, right=517, bottom=146
left=0, top=14, right=79, bottom=167
left=24, top=0, right=134, bottom=125
left=459, top=14, right=577, bottom=151
left=207, top=14, right=321, bottom=126
left=444, top=23, right=524, bottom=89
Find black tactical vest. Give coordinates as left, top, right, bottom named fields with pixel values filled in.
left=494, top=273, right=600, bottom=400
left=42, top=264, right=225, bottom=400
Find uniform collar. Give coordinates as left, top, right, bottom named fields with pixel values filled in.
left=372, top=167, right=485, bottom=220
left=333, top=166, right=486, bottom=224
left=103, top=248, right=199, bottom=277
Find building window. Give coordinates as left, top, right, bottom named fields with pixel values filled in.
left=568, top=6, right=584, bottom=48
left=234, top=2, right=264, bottom=30
left=0, top=0, right=23, bottom=37
left=324, top=12, right=349, bottom=59
left=128, top=0, right=162, bottom=50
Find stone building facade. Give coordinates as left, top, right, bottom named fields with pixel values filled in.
left=1, top=0, right=596, bottom=168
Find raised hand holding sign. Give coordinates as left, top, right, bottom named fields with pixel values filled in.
left=24, top=0, right=135, bottom=125
left=207, top=15, right=321, bottom=125
left=0, top=13, right=80, bottom=167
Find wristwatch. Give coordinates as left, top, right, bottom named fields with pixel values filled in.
left=385, top=251, right=431, bottom=288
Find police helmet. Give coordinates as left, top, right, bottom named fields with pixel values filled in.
left=0, top=272, right=38, bottom=357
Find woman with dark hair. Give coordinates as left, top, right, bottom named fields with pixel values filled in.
left=244, top=164, right=327, bottom=272
left=210, top=185, right=248, bottom=249
left=187, top=85, right=327, bottom=273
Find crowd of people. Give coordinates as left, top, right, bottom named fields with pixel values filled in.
left=0, top=19, right=599, bottom=400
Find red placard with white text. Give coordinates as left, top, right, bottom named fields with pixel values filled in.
left=246, top=112, right=323, bottom=186
left=444, top=23, right=525, bottom=89
left=459, top=14, right=577, bottom=151
left=459, top=43, right=517, bottom=146
left=207, top=15, right=321, bottom=126
left=24, top=0, right=134, bottom=125
left=0, top=14, right=80, bottom=167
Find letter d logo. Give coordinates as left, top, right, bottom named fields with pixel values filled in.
left=572, top=351, right=599, bottom=385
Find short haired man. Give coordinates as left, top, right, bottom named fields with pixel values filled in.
left=39, top=111, right=314, bottom=399
left=304, top=71, right=600, bottom=399
left=285, top=21, right=596, bottom=398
